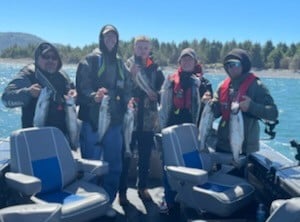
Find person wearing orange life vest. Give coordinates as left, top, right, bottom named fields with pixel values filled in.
left=158, top=48, right=213, bottom=214
left=212, top=48, right=278, bottom=155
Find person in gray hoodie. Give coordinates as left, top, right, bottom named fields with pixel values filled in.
left=212, top=48, right=278, bottom=156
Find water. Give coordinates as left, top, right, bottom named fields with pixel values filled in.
left=1, top=62, right=299, bottom=161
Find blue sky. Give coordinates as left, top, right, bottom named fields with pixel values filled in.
left=1, top=0, right=299, bottom=47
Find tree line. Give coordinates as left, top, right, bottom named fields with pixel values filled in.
left=1, top=38, right=300, bottom=71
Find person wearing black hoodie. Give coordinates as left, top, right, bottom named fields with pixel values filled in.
left=2, top=42, right=75, bottom=136
left=212, top=48, right=278, bottom=155
left=76, top=24, right=132, bottom=217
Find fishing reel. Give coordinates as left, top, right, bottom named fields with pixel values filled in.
left=290, top=140, right=300, bottom=165
left=263, top=120, right=279, bottom=140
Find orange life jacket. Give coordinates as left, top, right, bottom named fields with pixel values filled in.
left=170, top=65, right=202, bottom=110
left=219, top=73, right=256, bottom=121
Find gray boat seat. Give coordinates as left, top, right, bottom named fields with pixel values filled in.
left=0, top=203, right=61, bottom=222
left=5, top=127, right=110, bottom=222
left=267, top=197, right=300, bottom=222
left=161, top=123, right=254, bottom=217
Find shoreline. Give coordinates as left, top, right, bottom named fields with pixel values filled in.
left=204, top=68, right=300, bottom=79
left=1, top=58, right=300, bottom=79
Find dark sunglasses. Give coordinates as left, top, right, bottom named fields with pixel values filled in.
left=225, top=61, right=241, bottom=69
left=41, top=54, right=58, bottom=61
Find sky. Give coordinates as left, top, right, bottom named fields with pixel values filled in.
left=1, top=0, right=300, bottom=48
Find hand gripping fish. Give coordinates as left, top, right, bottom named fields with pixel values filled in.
left=198, top=102, right=214, bottom=150
left=65, top=96, right=79, bottom=150
left=229, top=102, right=244, bottom=165
left=158, top=78, right=173, bottom=129
left=33, top=87, right=52, bottom=127
left=123, top=106, right=135, bottom=157
left=97, top=95, right=111, bottom=143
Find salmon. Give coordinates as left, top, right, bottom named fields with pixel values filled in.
left=33, top=87, right=51, bottom=127
left=198, top=103, right=214, bottom=150
left=229, top=102, right=244, bottom=165
left=97, top=95, right=111, bottom=143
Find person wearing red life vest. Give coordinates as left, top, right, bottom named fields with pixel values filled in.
left=212, top=48, right=278, bottom=155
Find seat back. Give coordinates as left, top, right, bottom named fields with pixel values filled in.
left=161, top=123, right=212, bottom=172
left=267, top=197, right=300, bottom=222
left=162, top=124, right=255, bottom=216
left=10, top=127, right=77, bottom=194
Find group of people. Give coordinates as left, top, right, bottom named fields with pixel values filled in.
left=1, top=24, right=278, bottom=218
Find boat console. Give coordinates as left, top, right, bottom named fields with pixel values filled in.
left=248, top=141, right=300, bottom=205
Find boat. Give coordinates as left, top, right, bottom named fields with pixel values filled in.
left=0, top=126, right=300, bottom=222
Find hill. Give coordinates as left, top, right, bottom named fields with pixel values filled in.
left=0, top=32, right=45, bottom=53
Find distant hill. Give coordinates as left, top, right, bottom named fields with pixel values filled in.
left=0, top=32, right=45, bottom=53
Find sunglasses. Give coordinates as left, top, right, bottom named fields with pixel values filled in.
left=41, top=54, right=58, bottom=61
left=225, top=61, right=241, bottom=69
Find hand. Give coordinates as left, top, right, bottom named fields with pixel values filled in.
left=147, top=91, right=158, bottom=101
left=130, top=63, right=141, bottom=76
left=94, top=87, right=108, bottom=103
left=201, top=91, right=212, bottom=104
left=239, top=95, right=251, bottom=112
left=29, top=83, right=41, bottom=98
left=68, top=89, right=77, bottom=98
left=127, top=97, right=135, bottom=109
left=64, top=89, right=77, bottom=103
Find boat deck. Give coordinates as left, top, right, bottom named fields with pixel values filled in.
left=93, top=176, right=258, bottom=222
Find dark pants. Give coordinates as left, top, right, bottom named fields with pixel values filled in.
left=119, top=131, right=154, bottom=194
left=162, top=152, right=177, bottom=208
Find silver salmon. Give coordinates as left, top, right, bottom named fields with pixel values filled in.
left=65, top=96, right=79, bottom=150
left=198, top=102, right=214, bottom=151
left=158, top=78, right=173, bottom=129
left=33, top=87, right=51, bottom=127
left=98, top=95, right=111, bottom=143
left=136, top=71, right=156, bottom=97
left=123, top=106, right=135, bottom=157
left=191, top=75, right=201, bottom=125
left=229, top=102, right=244, bottom=165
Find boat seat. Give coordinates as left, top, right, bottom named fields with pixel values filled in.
left=0, top=203, right=61, bottom=222
left=161, top=123, right=255, bottom=217
left=267, top=197, right=300, bottom=222
left=5, top=127, right=110, bottom=222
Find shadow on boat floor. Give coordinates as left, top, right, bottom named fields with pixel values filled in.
left=90, top=177, right=257, bottom=222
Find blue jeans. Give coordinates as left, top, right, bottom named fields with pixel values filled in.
left=80, top=122, right=123, bottom=204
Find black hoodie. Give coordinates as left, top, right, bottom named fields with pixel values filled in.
left=224, top=48, right=251, bottom=74
left=2, top=42, right=72, bottom=130
left=99, top=24, right=119, bottom=62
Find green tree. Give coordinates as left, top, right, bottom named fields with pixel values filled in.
left=267, top=48, right=283, bottom=69
left=262, top=40, right=274, bottom=65
left=251, top=43, right=264, bottom=69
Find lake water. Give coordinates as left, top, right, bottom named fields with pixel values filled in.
left=1, top=62, right=299, bottom=161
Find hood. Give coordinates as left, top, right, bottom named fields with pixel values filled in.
left=223, top=48, right=251, bottom=74
left=34, top=42, right=62, bottom=71
left=98, top=24, right=119, bottom=58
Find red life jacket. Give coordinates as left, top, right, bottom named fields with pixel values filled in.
left=219, top=73, right=256, bottom=121
left=170, top=65, right=202, bottom=110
